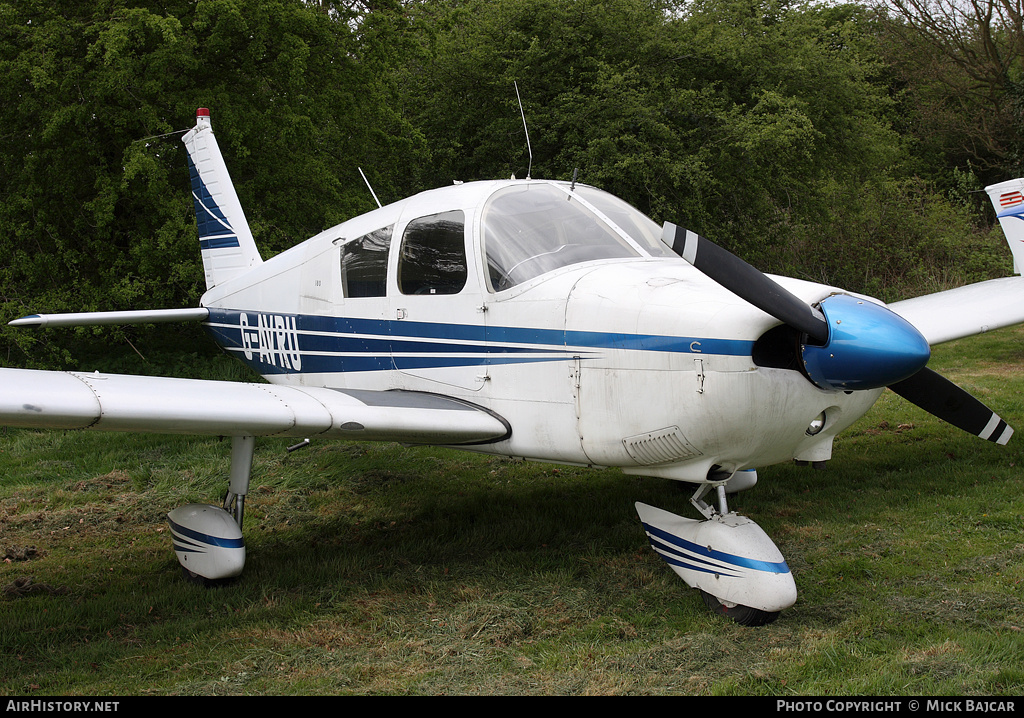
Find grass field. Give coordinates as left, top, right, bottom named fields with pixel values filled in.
left=1, top=326, right=1023, bottom=695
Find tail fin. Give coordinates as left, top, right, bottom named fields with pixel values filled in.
left=182, top=108, right=263, bottom=289
left=984, top=178, right=1024, bottom=275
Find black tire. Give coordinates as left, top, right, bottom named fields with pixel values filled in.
left=180, top=565, right=235, bottom=588
left=700, top=590, right=780, bottom=626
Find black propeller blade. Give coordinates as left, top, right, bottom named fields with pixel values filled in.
left=663, top=222, right=1014, bottom=444
left=889, top=368, right=1013, bottom=444
left=662, top=223, right=830, bottom=343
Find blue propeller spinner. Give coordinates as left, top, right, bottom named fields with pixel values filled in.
left=802, top=293, right=930, bottom=391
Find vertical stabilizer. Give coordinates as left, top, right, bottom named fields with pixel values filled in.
left=182, top=108, right=263, bottom=289
left=984, top=178, right=1024, bottom=275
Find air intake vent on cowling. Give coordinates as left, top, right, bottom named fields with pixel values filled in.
left=624, top=426, right=702, bottom=465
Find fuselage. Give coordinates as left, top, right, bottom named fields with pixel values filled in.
left=200, top=179, right=881, bottom=483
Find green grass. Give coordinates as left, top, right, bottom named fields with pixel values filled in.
left=1, top=326, right=1023, bottom=695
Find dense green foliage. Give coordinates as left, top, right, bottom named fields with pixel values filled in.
left=0, top=0, right=1017, bottom=368
left=0, top=0, right=416, bottom=366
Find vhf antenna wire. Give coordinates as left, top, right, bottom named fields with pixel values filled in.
left=358, top=167, right=382, bottom=208
left=515, top=81, right=533, bottom=180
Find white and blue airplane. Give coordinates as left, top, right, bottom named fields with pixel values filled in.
left=3, top=108, right=1024, bottom=625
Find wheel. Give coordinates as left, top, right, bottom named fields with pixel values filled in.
left=700, top=590, right=780, bottom=626
left=180, top=565, right=236, bottom=588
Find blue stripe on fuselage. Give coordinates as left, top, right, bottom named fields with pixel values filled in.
left=203, top=308, right=755, bottom=375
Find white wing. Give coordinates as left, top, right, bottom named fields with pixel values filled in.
left=887, top=179, right=1024, bottom=346
left=0, top=368, right=509, bottom=445
left=888, top=275, right=1024, bottom=346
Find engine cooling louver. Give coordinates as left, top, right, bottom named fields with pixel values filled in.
left=623, top=426, right=702, bottom=465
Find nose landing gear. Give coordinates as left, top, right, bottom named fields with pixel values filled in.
left=636, top=478, right=796, bottom=626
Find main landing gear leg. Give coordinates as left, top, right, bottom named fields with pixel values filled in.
left=223, top=434, right=255, bottom=529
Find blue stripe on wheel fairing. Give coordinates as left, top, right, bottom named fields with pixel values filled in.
left=647, top=535, right=744, bottom=578
left=641, top=522, right=790, bottom=575
left=168, top=518, right=244, bottom=550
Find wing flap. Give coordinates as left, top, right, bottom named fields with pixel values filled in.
left=0, top=368, right=510, bottom=445
left=887, top=276, right=1024, bottom=346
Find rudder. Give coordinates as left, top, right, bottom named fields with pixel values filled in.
left=984, top=178, right=1024, bottom=275
left=182, top=108, right=263, bottom=289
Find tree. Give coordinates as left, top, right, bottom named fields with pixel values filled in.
left=875, top=0, right=1024, bottom=182
left=396, top=0, right=905, bottom=269
left=1, top=0, right=1006, bottom=371
left=0, top=0, right=412, bottom=368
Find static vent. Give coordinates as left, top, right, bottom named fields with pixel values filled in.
left=624, top=426, right=702, bottom=465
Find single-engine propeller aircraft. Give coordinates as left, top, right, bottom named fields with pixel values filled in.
left=3, top=108, right=1024, bottom=625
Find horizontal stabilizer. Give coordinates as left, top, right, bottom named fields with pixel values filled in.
left=0, top=368, right=510, bottom=446
left=8, top=308, right=210, bottom=328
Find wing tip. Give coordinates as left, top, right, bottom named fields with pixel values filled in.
left=8, top=315, right=43, bottom=327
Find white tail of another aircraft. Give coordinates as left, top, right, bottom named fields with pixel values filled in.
left=985, top=178, right=1024, bottom=275
left=182, top=108, right=263, bottom=289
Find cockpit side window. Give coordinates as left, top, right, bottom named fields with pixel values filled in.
left=397, top=210, right=467, bottom=295
left=341, top=225, right=392, bottom=298
left=483, top=184, right=641, bottom=292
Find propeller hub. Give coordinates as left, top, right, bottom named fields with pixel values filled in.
left=801, top=295, right=931, bottom=391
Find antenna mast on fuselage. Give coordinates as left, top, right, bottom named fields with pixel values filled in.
left=358, top=167, right=382, bottom=209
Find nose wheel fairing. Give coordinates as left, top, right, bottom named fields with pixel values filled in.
left=635, top=499, right=797, bottom=623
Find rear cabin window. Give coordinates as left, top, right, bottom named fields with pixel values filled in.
left=397, top=210, right=467, bottom=295
left=341, top=225, right=392, bottom=298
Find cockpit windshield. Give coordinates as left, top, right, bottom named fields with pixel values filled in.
left=572, top=186, right=675, bottom=259
left=483, top=183, right=673, bottom=292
